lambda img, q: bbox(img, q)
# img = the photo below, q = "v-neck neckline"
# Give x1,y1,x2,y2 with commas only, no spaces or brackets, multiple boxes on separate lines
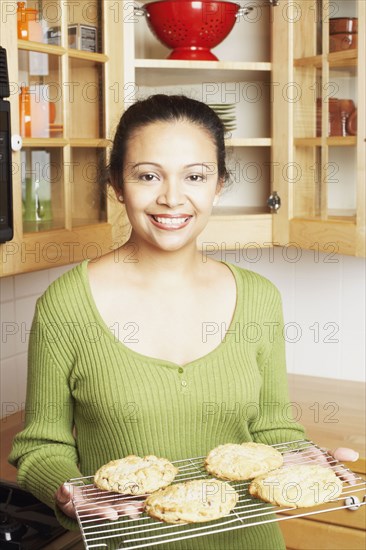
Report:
80,258,242,369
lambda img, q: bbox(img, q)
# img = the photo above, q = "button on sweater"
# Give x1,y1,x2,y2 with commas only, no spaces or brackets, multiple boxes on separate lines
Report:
9,259,306,549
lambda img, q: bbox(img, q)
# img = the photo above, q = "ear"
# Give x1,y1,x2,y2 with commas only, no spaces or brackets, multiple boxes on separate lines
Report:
112,186,123,203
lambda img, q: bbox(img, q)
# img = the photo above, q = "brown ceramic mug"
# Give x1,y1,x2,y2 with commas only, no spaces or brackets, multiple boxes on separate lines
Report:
346,109,357,136
316,98,356,136
329,33,358,52
329,18,358,34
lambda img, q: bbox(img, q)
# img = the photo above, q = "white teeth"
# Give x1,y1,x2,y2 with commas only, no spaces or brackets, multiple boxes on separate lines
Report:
153,216,189,225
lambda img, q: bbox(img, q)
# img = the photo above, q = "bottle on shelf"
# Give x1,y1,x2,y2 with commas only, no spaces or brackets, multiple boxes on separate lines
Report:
17,1,42,41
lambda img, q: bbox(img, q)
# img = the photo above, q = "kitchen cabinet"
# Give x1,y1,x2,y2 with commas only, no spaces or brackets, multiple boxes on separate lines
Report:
127,1,277,251
273,0,365,256
1,0,365,278
121,0,366,257
0,0,129,277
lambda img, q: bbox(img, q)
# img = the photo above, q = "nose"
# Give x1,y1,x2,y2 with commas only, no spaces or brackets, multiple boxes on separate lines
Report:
156,177,187,208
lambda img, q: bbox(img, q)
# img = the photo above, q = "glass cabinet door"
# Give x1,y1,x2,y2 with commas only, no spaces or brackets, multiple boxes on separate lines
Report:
16,0,107,234
70,147,107,227
0,0,126,275
20,147,65,232
290,0,364,255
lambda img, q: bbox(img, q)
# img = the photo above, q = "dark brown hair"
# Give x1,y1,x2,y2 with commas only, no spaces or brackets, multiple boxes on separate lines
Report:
108,94,230,193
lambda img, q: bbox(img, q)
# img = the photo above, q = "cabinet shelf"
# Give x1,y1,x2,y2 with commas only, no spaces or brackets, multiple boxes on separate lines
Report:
21,220,112,238
328,49,358,67
22,138,68,147
294,137,357,147
294,213,356,222
294,50,357,69
67,50,108,63
294,54,323,68
135,59,271,85
22,139,111,148
18,39,66,56
328,211,357,220
135,59,271,71
327,137,357,146
69,139,110,148
212,206,271,217
17,41,109,63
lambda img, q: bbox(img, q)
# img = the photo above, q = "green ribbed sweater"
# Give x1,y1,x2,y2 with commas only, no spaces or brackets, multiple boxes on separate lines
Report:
9,259,306,549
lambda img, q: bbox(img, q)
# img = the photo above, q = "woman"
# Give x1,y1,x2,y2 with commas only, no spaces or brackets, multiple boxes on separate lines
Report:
9,95,358,549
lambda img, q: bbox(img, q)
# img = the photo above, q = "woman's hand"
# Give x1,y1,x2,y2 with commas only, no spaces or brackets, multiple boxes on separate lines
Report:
55,483,145,521
283,446,359,485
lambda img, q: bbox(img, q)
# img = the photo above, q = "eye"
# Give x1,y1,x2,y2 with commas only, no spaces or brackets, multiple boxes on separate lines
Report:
139,173,159,182
187,174,205,182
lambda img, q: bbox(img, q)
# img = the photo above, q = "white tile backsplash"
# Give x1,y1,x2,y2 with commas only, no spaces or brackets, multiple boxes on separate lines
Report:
340,254,366,329
0,356,22,417
219,248,365,383
14,269,50,299
0,251,365,417
0,300,16,360
48,263,77,284
16,352,28,407
14,295,40,355
0,276,14,303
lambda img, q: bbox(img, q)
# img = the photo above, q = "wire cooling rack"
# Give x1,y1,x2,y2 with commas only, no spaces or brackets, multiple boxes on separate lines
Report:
68,439,366,549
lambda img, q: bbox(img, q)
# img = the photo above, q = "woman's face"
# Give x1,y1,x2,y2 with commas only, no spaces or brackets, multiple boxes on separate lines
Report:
121,120,223,252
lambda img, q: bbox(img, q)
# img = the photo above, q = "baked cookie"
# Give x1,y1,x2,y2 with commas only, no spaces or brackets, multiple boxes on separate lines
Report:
144,479,239,524
204,442,283,481
249,464,343,508
94,455,178,495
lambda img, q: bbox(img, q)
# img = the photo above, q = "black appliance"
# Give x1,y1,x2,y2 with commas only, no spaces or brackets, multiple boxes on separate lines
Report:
0,479,68,549
0,46,14,243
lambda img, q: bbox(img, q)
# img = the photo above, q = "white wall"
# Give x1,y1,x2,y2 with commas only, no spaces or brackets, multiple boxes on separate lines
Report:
1,248,365,418
0,264,76,419
210,247,365,382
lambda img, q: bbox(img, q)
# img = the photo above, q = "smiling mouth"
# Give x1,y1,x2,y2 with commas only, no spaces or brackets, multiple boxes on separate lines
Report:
148,214,193,230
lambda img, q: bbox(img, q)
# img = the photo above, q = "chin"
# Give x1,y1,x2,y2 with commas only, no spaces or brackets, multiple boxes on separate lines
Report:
148,232,199,252
152,239,195,252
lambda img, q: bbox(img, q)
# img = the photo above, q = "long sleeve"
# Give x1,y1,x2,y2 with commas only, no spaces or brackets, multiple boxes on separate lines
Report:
8,299,82,530
249,289,307,447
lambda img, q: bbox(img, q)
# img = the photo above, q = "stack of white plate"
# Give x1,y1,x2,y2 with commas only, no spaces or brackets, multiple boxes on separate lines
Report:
208,103,236,132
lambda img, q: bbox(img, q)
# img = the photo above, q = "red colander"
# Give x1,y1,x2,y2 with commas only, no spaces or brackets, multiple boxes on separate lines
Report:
135,1,247,61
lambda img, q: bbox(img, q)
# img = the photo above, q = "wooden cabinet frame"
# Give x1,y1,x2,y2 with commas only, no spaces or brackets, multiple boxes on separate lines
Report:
1,0,364,277
0,0,129,277
273,0,365,257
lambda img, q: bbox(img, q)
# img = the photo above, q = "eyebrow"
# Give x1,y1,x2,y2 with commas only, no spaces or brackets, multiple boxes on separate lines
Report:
131,162,213,169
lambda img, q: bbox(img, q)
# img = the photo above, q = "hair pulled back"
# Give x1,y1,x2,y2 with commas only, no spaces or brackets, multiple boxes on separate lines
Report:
108,94,230,193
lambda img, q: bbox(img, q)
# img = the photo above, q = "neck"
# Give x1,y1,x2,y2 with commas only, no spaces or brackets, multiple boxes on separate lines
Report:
118,234,207,284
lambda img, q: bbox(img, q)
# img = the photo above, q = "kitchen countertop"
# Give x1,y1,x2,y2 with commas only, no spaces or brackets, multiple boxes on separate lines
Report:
1,374,365,483
286,374,365,457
